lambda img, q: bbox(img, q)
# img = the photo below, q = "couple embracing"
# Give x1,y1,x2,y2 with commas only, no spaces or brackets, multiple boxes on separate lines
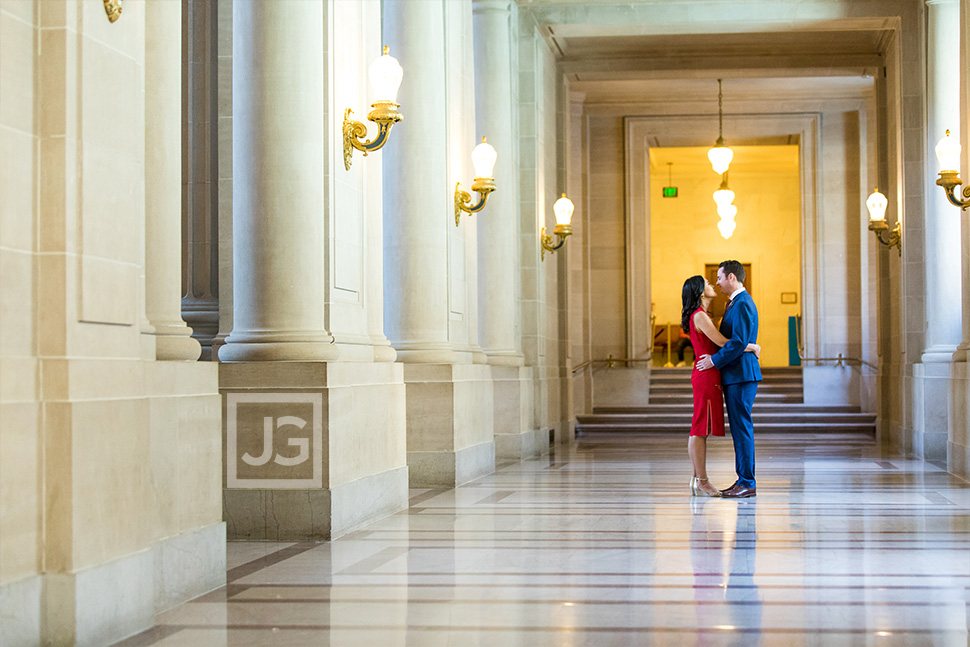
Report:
681,260,761,499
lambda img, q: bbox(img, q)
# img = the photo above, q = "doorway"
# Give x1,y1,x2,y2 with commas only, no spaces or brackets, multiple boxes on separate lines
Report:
705,263,752,323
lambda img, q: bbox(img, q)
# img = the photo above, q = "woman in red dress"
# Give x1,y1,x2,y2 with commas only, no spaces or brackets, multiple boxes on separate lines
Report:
681,275,760,497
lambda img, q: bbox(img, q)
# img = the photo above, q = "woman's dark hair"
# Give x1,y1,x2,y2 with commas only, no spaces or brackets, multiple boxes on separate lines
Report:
681,275,706,333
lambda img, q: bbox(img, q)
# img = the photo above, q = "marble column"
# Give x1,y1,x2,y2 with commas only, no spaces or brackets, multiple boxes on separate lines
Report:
145,0,202,361
956,0,970,364
949,0,970,478
382,0,457,365
473,0,523,367
219,0,337,362
382,0,496,485
472,0,539,459
182,0,220,361
923,0,963,363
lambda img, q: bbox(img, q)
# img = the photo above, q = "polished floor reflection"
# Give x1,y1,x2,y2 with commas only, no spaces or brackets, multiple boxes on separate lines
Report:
119,433,970,646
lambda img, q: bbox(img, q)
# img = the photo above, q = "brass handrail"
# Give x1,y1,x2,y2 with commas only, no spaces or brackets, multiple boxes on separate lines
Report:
570,355,652,373
794,315,878,370
797,351,878,370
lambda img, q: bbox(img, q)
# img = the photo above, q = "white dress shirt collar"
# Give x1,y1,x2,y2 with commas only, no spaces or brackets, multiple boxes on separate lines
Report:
729,286,746,302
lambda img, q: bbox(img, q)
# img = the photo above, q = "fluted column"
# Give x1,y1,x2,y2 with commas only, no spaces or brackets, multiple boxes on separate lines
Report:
382,0,457,364
957,0,970,362
182,0,220,360
219,0,337,362
145,0,202,361
923,0,963,363
473,0,523,366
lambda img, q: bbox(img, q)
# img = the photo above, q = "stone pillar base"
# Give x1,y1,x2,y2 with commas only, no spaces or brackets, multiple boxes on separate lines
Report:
223,466,408,540
948,361,969,478
219,361,408,541
403,363,495,487
21,523,225,647
407,442,495,487
913,362,951,461
492,366,538,459
149,322,202,361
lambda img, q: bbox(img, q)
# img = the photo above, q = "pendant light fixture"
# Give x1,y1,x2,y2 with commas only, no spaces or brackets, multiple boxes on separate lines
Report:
713,173,737,239
708,79,734,175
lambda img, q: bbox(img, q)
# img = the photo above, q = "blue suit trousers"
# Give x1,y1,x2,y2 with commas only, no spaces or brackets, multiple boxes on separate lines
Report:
724,381,758,488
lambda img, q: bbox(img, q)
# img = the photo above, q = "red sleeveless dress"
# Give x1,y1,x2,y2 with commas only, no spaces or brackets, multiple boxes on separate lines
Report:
688,307,725,437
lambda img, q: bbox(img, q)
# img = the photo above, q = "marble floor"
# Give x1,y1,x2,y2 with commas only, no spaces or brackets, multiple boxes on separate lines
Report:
118,433,970,646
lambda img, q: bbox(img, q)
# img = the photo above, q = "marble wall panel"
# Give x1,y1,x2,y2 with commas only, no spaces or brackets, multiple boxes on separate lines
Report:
325,363,406,485
0,402,41,586
69,395,152,571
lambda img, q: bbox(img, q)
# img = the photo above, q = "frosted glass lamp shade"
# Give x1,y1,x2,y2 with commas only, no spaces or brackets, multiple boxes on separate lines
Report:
472,138,497,178
717,219,736,239
935,130,961,172
708,145,734,175
713,186,735,208
717,203,737,219
554,194,575,226
866,189,888,223
369,49,404,103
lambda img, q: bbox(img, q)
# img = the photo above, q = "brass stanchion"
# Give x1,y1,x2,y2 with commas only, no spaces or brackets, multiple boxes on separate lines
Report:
663,323,675,367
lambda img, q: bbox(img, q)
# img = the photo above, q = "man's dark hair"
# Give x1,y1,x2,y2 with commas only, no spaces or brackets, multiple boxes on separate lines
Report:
719,260,745,284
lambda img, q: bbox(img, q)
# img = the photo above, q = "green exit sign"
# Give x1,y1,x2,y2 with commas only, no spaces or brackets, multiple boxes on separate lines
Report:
662,187,678,198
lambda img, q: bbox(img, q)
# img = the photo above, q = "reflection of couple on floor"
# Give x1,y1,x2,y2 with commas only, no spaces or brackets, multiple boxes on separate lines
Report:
690,496,762,646
682,260,762,498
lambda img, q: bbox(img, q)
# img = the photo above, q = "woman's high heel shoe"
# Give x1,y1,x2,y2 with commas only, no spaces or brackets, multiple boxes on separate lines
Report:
690,476,698,496
695,477,722,498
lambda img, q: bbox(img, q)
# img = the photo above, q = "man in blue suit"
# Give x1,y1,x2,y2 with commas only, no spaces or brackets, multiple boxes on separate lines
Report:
696,260,761,498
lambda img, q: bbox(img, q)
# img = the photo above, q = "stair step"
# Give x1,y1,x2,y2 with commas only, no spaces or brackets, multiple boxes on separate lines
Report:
578,414,875,424
649,367,803,374
649,395,804,403
650,385,803,392
594,404,862,414
575,423,876,434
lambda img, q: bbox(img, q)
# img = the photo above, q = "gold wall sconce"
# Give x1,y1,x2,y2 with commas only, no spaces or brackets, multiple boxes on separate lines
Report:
343,46,404,171
455,138,497,226
866,188,901,256
540,194,575,260
935,130,969,210
103,0,123,22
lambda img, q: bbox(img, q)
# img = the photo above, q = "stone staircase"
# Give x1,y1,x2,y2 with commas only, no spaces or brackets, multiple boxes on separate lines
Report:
576,367,876,435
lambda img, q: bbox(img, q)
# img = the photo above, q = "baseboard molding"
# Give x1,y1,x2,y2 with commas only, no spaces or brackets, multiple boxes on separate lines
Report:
225,466,409,541
45,549,155,647
495,429,538,459
0,524,227,647
153,523,226,614
330,466,409,539
409,440,496,487
0,573,42,647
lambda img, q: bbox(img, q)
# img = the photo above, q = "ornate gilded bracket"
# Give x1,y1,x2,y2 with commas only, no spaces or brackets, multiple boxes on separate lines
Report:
104,0,123,23
868,219,901,257
936,171,970,211
454,178,496,226
540,224,572,260
342,102,402,171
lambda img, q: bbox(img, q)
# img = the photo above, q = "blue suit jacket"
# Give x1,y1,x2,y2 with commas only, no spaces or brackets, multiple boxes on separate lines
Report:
711,290,762,385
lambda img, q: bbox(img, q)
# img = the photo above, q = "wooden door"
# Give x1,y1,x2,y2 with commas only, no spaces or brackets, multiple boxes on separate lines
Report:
704,263,752,324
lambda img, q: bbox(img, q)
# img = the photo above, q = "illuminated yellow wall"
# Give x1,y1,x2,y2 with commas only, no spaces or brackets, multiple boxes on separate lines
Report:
650,146,801,367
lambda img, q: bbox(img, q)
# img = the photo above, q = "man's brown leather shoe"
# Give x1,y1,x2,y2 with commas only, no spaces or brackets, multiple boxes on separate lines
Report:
721,484,756,498
719,481,739,494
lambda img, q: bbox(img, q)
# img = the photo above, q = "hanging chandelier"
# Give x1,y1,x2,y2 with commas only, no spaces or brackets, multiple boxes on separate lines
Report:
713,173,737,239
708,79,734,175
